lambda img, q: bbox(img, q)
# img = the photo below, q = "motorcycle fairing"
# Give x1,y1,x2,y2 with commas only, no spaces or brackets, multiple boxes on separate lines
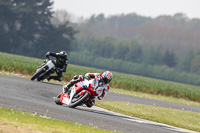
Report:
60,79,96,105
60,93,69,104
45,60,55,69
79,79,97,96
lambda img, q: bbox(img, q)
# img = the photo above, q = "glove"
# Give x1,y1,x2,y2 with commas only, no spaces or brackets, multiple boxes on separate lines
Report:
97,95,103,100
73,75,79,79
99,81,103,86
46,52,50,56
79,75,84,81
46,52,52,60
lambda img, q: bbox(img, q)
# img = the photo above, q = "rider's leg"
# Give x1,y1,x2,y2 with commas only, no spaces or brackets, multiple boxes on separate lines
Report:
63,75,84,93
48,71,63,82
63,81,74,93
63,79,80,93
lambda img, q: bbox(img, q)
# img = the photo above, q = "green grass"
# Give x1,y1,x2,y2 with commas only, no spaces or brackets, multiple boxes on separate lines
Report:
0,52,200,102
110,88,200,107
0,107,116,133
96,100,200,132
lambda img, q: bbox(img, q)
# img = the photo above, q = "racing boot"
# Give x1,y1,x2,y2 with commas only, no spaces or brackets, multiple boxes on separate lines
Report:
47,77,52,81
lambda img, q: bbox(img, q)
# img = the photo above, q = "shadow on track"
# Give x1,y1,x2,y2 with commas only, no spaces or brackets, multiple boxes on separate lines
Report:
31,80,63,87
71,105,134,120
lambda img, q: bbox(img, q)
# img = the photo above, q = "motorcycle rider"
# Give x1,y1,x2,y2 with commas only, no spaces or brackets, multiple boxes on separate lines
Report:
63,71,113,107
45,51,68,82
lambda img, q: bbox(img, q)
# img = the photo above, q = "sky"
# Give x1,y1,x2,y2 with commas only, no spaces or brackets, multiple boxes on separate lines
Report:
52,0,200,20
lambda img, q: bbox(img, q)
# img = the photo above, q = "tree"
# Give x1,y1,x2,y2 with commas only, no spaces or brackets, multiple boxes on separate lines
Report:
162,50,177,67
125,40,143,63
112,42,129,60
36,22,76,57
0,0,76,57
177,49,194,72
190,55,200,73
0,0,20,52
51,10,71,26
89,14,105,24
143,46,163,65
0,0,53,55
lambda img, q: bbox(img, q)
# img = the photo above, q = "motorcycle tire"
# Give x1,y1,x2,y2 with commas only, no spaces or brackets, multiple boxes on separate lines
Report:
55,94,62,105
37,75,44,81
31,69,45,81
68,92,90,108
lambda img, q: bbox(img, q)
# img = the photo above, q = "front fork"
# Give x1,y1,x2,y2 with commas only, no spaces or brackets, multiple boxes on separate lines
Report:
67,87,76,105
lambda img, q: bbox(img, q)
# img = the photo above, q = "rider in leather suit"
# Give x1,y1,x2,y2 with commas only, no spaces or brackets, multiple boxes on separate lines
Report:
63,71,113,107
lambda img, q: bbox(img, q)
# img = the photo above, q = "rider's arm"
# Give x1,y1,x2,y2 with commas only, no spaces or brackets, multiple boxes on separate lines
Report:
85,73,102,79
46,51,57,59
98,85,109,100
71,75,84,83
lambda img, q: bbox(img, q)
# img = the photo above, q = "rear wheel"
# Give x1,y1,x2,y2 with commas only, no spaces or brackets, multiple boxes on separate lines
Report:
31,69,45,81
68,92,90,108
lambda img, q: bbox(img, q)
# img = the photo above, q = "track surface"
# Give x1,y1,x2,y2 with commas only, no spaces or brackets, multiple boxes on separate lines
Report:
0,75,198,133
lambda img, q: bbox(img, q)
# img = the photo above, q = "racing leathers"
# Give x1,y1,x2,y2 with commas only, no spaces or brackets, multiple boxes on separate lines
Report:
46,51,68,82
63,73,110,107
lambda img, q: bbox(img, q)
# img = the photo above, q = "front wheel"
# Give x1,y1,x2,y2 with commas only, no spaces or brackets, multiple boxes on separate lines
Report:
31,69,45,81
55,94,62,105
68,92,90,108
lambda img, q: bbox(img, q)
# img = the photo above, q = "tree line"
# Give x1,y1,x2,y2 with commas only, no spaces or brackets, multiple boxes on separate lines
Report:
68,13,200,85
71,13,200,75
76,13,200,56
0,0,76,58
72,37,177,67
69,37,200,86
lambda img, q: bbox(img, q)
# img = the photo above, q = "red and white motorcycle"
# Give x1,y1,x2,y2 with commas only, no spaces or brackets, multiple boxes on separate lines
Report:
55,78,104,108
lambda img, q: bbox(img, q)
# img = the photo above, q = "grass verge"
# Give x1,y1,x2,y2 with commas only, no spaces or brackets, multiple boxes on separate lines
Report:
96,100,200,132
0,107,116,133
110,88,200,107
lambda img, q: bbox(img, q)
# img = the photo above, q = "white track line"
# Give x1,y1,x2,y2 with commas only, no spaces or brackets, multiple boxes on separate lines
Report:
92,106,196,133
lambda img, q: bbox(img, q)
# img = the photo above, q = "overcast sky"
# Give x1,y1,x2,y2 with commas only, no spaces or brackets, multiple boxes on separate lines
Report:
52,0,200,20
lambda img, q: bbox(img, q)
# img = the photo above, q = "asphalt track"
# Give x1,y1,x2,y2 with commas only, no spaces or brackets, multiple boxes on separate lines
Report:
0,74,198,133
